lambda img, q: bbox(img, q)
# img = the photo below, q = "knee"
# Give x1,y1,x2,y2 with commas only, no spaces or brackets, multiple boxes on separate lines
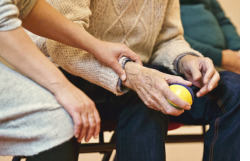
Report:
219,71,240,89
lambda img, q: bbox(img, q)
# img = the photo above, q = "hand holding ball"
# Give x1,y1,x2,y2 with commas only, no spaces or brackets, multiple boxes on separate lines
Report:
167,84,194,110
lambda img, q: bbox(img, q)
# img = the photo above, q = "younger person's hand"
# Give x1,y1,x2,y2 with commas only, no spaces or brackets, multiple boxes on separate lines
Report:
52,81,101,143
93,41,142,81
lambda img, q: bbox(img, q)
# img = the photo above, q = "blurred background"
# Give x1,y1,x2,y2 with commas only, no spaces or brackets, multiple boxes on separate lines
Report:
0,0,239,161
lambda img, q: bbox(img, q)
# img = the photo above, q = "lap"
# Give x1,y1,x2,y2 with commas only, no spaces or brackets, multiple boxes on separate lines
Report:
0,63,74,156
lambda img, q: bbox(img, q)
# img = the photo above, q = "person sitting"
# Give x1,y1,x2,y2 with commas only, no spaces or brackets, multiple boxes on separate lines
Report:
30,0,240,161
0,0,140,160
180,0,240,74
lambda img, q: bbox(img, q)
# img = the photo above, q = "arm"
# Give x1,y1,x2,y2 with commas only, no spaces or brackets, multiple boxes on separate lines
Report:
0,27,100,143
0,0,100,142
150,0,203,74
25,0,141,87
151,0,219,97
184,19,240,73
28,0,139,95
210,0,240,50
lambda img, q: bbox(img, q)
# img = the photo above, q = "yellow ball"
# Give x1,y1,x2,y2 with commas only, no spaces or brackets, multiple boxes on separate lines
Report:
167,84,194,110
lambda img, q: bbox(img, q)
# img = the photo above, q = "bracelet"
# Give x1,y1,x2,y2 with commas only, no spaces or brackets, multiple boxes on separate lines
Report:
116,57,133,93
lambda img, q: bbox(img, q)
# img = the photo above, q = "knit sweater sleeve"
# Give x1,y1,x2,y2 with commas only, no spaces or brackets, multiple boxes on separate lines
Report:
210,0,240,51
0,0,37,31
31,0,122,95
0,0,21,31
150,0,203,74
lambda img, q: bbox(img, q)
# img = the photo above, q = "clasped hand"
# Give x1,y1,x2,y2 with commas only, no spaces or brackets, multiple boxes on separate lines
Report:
123,55,220,116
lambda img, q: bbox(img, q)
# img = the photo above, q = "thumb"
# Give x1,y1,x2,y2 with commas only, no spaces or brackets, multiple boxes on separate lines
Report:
111,61,126,81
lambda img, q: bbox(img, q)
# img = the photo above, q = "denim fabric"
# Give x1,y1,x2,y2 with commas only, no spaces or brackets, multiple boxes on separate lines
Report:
170,71,240,161
26,137,80,161
61,67,239,161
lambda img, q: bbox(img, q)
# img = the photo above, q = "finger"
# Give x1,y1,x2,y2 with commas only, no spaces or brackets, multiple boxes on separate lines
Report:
122,49,142,65
162,85,191,110
93,109,101,139
72,113,83,140
158,96,185,116
111,60,126,81
137,86,162,111
146,96,163,111
207,71,220,91
202,60,215,84
165,75,192,86
85,113,96,142
196,84,209,97
165,104,185,116
134,86,151,108
197,72,219,97
189,64,203,81
79,114,89,142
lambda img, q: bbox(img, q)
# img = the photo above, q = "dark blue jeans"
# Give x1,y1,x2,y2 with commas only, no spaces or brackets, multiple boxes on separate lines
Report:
61,66,239,161
170,71,240,161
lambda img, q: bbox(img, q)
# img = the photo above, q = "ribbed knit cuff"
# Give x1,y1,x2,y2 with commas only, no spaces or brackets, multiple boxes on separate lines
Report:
116,57,132,93
173,53,200,74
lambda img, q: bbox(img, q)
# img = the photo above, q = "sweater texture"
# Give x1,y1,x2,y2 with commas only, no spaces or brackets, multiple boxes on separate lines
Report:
30,0,203,95
0,0,74,156
0,0,37,31
180,0,240,66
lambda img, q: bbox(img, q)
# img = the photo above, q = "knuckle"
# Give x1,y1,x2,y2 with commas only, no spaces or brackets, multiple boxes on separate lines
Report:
146,98,154,106
158,84,167,91
84,121,89,128
89,122,96,128
96,117,101,124
169,95,177,102
75,120,83,127
205,57,212,63
120,44,128,50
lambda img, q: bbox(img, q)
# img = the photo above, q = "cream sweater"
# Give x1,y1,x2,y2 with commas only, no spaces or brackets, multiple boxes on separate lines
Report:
0,0,37,31
0,0,74,156
30,0,203,95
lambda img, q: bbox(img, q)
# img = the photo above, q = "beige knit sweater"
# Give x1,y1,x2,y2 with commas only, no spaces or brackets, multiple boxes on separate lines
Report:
30,0,203,95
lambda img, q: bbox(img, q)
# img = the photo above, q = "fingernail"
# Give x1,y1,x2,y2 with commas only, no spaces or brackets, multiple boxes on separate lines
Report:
209,85,213,91
186,105,191,110
121,74,126,81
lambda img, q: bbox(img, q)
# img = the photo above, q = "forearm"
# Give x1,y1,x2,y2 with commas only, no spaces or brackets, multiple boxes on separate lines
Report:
151,0,202,73
45,39,122,95
151,36,203,74
22,0,101,55
0,27,72,94
210,0,240,50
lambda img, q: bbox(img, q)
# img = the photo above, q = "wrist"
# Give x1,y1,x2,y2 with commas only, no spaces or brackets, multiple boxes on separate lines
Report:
116,57,133,93
46,75,73,96
122,62,143,89
175,54,199,74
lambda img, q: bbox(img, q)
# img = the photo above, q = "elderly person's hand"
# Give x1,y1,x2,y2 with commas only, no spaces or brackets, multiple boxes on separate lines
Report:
122,62,192,116
178,55,220,97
